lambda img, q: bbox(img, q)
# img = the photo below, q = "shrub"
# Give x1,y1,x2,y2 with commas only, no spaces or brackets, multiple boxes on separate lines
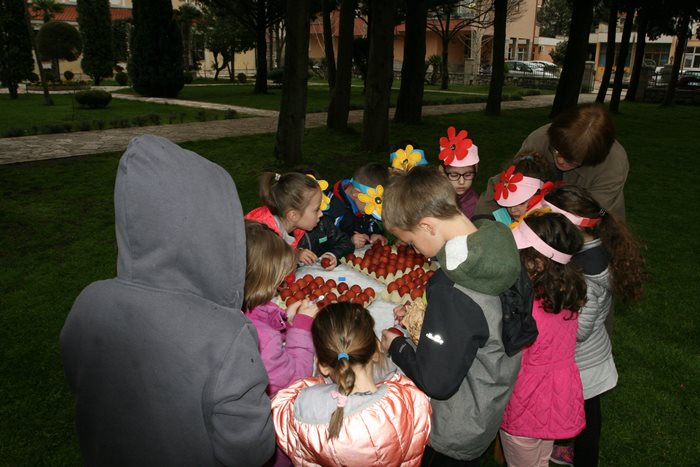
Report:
109,119,130,129
64,70,74,81
147,113,161,125
2,128,26,138
237,73,247,84
195,110,207,122
183,71,194,84
75,90,112,109
93,120,105,130
28,72,39,83
76,121,92,131
44,71,56,83
269,68,284,84
115,71,129,86
223,109,238,119
132,115,149,126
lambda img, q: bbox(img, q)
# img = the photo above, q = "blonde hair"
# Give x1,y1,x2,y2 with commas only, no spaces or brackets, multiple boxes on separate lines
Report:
259,171,320,217
243,220,296,310
382,165,462,231
311,303,378,439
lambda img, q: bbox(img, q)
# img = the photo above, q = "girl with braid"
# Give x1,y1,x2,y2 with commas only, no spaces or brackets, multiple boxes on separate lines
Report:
271,303,431,466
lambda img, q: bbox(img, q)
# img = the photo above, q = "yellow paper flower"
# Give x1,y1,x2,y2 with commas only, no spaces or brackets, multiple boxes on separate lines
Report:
391,145,423,171
357,185,383,218
307,174,331,210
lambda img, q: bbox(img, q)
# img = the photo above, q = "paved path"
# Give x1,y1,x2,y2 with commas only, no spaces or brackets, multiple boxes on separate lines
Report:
0,93,596,165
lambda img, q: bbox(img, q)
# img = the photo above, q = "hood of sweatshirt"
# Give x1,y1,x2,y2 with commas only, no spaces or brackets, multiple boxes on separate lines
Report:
114,134,245,309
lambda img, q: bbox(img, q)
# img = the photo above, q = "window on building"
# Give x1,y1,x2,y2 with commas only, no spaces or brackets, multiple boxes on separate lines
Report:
643,43,670,67
684,46,700,69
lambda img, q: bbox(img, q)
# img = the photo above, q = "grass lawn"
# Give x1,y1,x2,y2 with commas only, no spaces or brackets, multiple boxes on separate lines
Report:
0,93,230,137
115,82,542,113
1,102,698,466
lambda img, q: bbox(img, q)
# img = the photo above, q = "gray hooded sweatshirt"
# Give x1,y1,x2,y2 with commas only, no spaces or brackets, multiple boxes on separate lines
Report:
60,135,275,466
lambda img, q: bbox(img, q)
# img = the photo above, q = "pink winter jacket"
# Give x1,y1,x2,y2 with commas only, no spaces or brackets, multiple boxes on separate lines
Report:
272,374,432,467
500,298,585,439
246,302,315,396
245,206,306,248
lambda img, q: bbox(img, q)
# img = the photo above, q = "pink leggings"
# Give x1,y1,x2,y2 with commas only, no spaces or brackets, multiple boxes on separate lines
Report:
499,429,554,467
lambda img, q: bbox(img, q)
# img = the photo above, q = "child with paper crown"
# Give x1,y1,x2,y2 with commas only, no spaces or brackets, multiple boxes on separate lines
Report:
272,303,432,467
326,162,389,248
543,185,645,467
286,167,354,270
499,210,587,467
380,165,522,465
438,126,481,219
245,171,329,267
489,151,554,225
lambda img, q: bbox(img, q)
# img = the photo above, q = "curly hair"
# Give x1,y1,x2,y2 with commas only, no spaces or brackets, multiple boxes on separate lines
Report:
506,150,552,180
311,303,378,439
545,184,646,303
519,212,587,317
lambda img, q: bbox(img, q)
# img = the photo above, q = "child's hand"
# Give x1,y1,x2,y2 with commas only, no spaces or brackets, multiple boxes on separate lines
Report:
381,329,400,353
370,234,388,245
297,248,318,265
351,232,370,248
393,304,408,325
285,300,303,324
297,299,320,319
320,253,337,270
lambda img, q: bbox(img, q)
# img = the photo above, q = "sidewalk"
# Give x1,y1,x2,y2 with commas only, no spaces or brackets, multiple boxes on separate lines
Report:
0,93,596,165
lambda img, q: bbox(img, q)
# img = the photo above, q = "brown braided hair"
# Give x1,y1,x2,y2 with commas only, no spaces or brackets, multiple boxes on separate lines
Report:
311,303,378,439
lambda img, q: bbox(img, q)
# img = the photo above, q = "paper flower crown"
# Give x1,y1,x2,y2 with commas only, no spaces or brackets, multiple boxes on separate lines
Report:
494,165,544,207
350,178,383,220
511,211,573,264
307,174,331,211
540,199,602,228
390,145,428,172
439,126,479,167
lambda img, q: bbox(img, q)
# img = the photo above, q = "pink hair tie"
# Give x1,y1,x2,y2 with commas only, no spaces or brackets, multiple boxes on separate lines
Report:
511,219,573,264
330,391,348,408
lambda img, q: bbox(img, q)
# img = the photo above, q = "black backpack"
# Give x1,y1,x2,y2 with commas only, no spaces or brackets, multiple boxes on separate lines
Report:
499,266,538,357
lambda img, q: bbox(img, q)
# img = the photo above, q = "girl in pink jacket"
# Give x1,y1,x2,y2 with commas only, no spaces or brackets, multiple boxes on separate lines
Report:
272,303,432,467
500,211,588,466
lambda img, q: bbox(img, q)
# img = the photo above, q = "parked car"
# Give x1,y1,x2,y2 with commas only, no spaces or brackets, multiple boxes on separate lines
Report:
505,60,558,78
525,60,561,76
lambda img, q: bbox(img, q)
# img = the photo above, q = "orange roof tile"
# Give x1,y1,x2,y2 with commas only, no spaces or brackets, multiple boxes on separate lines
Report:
29,4,131,23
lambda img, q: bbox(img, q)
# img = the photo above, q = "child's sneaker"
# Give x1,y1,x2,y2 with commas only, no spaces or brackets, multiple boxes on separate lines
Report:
550,445,574,466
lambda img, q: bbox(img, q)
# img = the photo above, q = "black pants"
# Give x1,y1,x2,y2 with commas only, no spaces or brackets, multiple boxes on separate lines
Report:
421,445,480,467
574,395,602,467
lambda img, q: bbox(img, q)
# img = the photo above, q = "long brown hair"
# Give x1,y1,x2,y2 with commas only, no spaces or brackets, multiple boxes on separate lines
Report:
519,212,587,317
545,184,646,303
243,220,296,310
258,171,319,217
311,303,378,439
507,150,552,180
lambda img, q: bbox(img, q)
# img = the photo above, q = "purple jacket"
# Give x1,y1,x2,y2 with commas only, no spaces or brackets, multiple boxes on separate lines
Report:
457,188,479,219
246,302,315,396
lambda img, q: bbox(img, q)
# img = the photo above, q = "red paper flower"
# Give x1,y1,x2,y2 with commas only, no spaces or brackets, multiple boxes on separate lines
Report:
527,181,561,209
494,165,523,201
439,126,473,166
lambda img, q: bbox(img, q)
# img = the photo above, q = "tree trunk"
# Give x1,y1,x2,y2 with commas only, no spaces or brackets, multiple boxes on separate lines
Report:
8,84,19,99
361,0,395,152
394,0,428,123
609,1,634,113
550,0,594,118
268,24,274,72
327,0,356,130
440,11,450,90
596,1,617,103
485,0,507,115
662,12,690,107
254,1,268,94
274,0,310,164
322,0,337,89
25,4,53,105
625,6,648,101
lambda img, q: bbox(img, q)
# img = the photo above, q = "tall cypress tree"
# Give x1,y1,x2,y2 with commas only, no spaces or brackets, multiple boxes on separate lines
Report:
129,0,183,97
0,0,35,99
77,0,113,85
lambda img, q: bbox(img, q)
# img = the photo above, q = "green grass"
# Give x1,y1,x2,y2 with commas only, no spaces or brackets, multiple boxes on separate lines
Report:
1,103,698,466
0,93,229,136
114,82,540,113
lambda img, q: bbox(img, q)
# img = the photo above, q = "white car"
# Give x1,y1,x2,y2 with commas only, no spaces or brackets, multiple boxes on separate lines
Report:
505,60,558,78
